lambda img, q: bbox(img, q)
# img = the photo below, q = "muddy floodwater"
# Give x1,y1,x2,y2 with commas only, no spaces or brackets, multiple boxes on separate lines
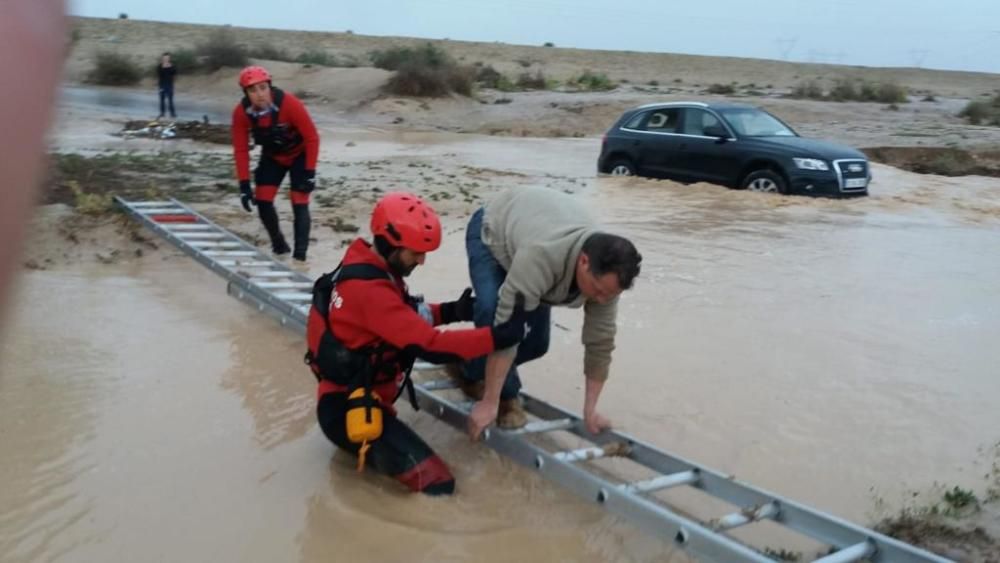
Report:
3,126,1000,561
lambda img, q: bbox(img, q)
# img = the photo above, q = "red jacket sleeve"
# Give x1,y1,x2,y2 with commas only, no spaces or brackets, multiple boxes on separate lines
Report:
230,104,252,182
281,94,320,171
340,279,494,360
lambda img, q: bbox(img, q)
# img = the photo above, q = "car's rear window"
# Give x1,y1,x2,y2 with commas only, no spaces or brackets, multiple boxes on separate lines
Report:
623,112,645,129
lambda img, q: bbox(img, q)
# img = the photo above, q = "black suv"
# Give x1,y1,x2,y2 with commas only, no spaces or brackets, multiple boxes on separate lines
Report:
598,102,871,196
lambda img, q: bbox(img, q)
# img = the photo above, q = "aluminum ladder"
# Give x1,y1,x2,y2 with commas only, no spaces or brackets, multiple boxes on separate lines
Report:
117,197,950,563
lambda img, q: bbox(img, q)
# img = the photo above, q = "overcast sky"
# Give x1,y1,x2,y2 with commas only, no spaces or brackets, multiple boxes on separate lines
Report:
69,0,1000,73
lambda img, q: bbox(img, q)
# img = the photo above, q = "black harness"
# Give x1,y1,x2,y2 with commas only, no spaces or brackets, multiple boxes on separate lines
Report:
241,87,303,155
305,263,419,410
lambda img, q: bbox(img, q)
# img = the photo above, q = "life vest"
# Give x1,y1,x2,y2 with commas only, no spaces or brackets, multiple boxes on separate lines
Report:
304,262,420,409
241,87,303,154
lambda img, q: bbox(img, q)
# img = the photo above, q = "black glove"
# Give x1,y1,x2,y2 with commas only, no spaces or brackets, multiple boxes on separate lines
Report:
239,180,255,212
490,293,529,350
293,169,316,193
439,288,476,324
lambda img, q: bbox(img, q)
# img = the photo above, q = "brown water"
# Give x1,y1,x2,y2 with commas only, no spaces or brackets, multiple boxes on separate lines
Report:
4,130,1000,561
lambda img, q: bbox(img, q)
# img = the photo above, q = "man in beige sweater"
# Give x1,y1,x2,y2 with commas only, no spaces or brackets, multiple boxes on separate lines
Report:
458,186,642,439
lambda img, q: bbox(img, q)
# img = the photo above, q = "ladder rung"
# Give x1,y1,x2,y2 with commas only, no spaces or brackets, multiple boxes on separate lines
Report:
175,233,227,240
813,540,876,563
618,469,701,494
419,379,458,391
710,501,780,531
254,282,312,289
164,224,211,231
508,418,576,435
552,442,631,463
205,251,258,257
139,208,188,214
274,292,312,301
128,201,174,207
248,272,296,278
189,241,243,249
219,260,274,267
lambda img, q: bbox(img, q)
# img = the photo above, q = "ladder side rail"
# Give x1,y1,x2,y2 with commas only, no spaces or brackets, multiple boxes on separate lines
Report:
411,385,772,563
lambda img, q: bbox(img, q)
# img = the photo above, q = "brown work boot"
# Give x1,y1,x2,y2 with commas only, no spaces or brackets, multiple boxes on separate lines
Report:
444,363,484,400
497,397,528,429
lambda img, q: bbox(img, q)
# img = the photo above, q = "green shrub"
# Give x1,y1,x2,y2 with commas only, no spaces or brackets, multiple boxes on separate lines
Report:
384,63,474,97
706,83,735,95
198,30,248,71
960,101,993,125
371,43,449,71
295,50,338,66
791,81,824,99
875,82,908,104
516,71,547,90
828,79,859,101
571,70,615,91
475,65,504,88
168,49,199,73
377,43,474,97
89,51,142,86
249,43,293,62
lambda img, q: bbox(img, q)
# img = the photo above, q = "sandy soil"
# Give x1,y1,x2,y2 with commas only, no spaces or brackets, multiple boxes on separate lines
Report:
67,17,1000,149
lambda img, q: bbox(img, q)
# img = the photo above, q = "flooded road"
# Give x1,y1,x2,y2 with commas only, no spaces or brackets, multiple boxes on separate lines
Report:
6,117,1000,560
0,260,667,562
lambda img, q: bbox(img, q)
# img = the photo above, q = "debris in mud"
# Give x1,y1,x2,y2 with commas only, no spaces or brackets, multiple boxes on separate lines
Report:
863,146,1000,178
44,152,231,214
119,120,231,145
875,513,997,560
324,216,360,233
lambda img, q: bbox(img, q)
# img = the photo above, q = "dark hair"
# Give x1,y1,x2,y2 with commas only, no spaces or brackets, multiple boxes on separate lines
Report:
581,233,641,290
162,52,171,57
373,234,396,258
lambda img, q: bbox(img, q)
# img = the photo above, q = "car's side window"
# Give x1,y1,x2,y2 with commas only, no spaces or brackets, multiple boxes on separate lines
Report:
639,109,680,133
681,109,724,136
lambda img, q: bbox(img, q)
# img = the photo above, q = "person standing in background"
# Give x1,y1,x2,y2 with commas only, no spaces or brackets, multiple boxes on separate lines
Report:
157,52,176,120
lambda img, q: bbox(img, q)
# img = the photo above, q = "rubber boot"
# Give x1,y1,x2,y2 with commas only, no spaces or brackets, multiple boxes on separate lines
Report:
292,204,311,261
497,397,527,429
444,364,484,400
257,201,289,255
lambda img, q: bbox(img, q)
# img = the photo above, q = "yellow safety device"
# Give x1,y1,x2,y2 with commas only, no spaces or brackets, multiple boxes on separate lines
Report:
345,388,382,472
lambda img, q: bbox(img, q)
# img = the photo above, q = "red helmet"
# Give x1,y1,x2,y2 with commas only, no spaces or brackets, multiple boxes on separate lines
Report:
239,66,271,89
370,192,442,253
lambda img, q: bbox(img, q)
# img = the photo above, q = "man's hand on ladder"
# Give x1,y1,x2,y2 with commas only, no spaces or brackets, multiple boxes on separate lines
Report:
584,409,612,435
468,399,498,441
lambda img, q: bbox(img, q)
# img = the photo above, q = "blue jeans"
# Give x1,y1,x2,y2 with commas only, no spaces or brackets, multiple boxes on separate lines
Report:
463,208,550,400
159,85,175,118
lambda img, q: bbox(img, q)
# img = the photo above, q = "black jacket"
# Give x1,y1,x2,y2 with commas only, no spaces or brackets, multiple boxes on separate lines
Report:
157,65,176,89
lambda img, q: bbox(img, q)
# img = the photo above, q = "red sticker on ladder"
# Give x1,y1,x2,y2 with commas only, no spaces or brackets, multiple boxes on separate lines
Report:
150,215,197,223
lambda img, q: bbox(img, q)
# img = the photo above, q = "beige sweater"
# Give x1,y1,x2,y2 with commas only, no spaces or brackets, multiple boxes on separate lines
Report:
481,186,618,381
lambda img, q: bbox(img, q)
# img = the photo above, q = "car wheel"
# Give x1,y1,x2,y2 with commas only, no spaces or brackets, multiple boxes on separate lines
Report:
741,170,787,194
608,159,635,176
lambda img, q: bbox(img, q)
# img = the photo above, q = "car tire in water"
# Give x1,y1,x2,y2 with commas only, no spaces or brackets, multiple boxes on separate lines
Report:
741,169,787,194
608,159,636,177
